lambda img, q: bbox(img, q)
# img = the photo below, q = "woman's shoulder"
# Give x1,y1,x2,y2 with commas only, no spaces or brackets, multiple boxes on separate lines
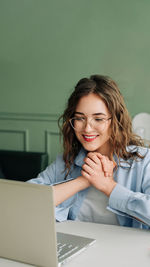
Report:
127,145,150,166
51,153,66,169
127,145,150,156
114,146,150,168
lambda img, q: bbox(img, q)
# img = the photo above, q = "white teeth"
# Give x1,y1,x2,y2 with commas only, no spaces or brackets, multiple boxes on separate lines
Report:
84,135,97,139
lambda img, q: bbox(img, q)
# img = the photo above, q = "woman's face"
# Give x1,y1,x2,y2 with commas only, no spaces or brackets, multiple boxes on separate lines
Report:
74,93,112,156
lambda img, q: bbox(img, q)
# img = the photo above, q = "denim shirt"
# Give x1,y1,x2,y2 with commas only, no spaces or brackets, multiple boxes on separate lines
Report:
28,146,150,229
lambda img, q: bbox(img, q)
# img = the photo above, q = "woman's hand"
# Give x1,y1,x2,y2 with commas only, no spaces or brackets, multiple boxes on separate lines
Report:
94,152,116,177
81,152,117,196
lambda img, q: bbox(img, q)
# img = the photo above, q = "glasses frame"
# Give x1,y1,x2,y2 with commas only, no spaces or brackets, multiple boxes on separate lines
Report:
69,116,112,132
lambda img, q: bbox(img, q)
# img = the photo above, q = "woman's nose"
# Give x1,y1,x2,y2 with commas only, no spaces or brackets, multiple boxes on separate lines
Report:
84,119,93,131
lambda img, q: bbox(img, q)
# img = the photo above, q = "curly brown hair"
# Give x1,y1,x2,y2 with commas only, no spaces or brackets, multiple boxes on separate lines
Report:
58,74,144,173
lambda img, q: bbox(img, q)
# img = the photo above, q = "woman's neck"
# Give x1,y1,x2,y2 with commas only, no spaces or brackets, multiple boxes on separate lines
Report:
95,142,113,159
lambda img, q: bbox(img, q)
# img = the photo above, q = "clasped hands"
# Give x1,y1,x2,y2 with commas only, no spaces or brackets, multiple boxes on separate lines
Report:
81,152,117,197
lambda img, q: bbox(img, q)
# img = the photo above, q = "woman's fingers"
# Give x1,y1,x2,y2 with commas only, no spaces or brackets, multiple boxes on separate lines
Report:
82,152,103,178
83,152,115,179
82,162,93,176
81,169,90,179
92,152,115,177
86,152,101,164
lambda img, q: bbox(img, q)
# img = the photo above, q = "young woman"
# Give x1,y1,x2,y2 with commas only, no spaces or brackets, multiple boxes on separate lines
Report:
28,75,150,229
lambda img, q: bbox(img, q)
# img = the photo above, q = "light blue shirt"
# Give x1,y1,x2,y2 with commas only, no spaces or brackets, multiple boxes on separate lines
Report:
28,146,150,229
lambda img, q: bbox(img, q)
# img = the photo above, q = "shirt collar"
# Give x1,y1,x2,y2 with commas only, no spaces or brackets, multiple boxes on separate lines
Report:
113,145,138,168
113,154,131,168
74,145,137,169
74,147,87,167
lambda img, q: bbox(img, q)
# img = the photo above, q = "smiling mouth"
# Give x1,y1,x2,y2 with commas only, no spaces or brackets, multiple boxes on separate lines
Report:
82,135,98,142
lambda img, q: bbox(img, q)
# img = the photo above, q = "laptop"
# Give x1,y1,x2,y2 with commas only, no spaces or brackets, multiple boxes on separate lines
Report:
0,179,96,267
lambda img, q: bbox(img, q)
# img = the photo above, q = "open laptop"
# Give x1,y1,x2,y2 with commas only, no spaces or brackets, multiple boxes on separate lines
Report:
0,179,95,267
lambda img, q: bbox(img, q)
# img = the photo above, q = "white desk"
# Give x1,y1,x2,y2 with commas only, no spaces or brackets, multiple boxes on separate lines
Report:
0,221,150,267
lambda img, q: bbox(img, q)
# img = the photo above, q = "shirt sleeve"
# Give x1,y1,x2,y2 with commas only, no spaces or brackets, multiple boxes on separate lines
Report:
108,157,150,226
27,160,56,185
27,155,77,186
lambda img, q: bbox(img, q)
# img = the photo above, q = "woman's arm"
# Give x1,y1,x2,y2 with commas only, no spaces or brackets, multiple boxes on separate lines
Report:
82,152,150,226
109,183,150,226
53,176,90,206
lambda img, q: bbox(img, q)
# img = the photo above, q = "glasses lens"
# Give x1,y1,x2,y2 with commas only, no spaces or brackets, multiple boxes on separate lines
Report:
91,118,106,131
70,118,84,131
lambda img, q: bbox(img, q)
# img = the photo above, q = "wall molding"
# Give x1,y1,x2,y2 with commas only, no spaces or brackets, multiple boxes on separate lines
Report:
0,115,61,159
45,130,61,163
45,130,60,153
0,129,29,151
0,112,59,122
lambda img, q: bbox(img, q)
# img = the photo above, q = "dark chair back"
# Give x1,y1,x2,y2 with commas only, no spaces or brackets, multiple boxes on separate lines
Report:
0,150,48,181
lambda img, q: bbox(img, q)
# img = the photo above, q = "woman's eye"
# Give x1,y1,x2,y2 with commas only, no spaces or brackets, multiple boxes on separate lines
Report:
95,118,104,122
75,117,84,121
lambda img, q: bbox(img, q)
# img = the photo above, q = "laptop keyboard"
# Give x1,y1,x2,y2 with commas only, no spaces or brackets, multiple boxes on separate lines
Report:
57,242,79,260
56,232,96,263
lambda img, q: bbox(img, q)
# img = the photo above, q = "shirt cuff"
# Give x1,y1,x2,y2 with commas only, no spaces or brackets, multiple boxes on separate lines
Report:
51,177,76,186
108,183,133,213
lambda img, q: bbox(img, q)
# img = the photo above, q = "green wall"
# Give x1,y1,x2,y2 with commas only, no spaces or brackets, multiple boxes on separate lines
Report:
1,0,150,116
0,0,150,157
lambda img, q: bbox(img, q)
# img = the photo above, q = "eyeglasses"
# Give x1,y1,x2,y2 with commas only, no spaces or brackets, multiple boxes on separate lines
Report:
69,116,111,132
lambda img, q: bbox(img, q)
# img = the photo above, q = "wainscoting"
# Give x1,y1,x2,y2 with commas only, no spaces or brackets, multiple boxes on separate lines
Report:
0,112,62,164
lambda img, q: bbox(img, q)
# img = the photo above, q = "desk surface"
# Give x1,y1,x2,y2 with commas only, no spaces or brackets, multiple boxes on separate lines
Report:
0,221,150,267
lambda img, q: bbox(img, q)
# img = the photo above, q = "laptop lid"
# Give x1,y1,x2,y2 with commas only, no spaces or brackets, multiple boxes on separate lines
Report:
0,179,58,267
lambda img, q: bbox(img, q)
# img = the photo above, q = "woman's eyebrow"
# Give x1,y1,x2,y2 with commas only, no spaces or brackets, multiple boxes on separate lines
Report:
74,112,84,115
93,113,107,116
74,112,107,116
